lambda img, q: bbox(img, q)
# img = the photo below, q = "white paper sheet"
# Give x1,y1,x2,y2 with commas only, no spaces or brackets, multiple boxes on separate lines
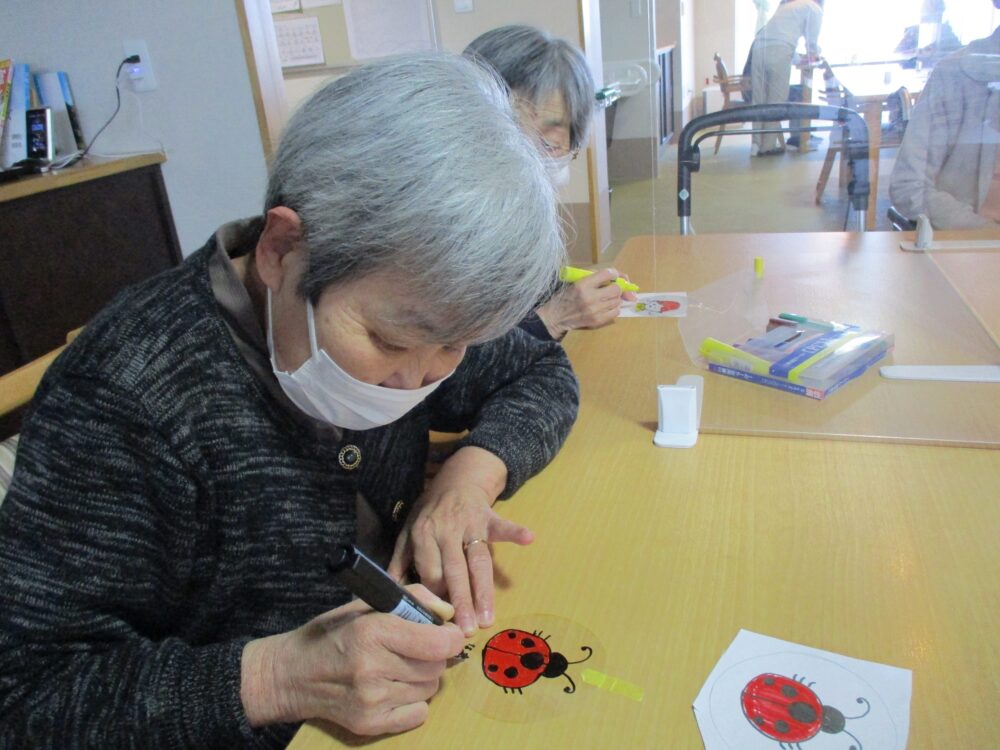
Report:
693,630,912,750
343,0,436,60
274,16,325,68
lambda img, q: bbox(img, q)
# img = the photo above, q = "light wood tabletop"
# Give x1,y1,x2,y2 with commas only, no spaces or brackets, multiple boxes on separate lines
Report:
290,232,1000,750
610,233,1000,447
920,229,1000,349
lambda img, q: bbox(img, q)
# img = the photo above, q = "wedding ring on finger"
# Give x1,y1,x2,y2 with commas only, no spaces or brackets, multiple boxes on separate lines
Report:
462,538,488,554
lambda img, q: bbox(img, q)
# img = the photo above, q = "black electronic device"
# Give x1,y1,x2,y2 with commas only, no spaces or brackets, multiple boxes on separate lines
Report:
0,159,46,184
26,107,54,163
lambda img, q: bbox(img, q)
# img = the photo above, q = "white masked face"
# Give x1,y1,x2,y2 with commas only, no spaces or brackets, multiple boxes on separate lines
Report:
517,91,579,189
266,273,466,429
545,153,574,187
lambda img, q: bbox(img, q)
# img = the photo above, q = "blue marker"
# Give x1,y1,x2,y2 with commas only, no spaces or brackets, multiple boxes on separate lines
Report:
327,544,442,626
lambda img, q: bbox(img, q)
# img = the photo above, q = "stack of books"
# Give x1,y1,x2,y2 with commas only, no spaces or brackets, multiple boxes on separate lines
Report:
1,58,86,169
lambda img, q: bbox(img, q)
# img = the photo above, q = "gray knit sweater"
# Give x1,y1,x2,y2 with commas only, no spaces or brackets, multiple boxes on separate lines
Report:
0,232,578,748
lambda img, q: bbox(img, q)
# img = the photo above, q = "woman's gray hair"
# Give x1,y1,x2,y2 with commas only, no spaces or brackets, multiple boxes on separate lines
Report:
463,25,595,151
265,53,563,344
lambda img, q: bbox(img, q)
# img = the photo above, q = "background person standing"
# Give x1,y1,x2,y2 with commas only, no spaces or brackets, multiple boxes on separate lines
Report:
750,0,825,156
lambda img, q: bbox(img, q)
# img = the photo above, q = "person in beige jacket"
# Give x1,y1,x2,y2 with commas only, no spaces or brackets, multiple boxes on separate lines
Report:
890,16,1000,229
749,0,824,155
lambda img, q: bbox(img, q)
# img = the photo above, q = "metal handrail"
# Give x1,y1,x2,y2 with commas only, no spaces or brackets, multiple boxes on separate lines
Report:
677,103,870,234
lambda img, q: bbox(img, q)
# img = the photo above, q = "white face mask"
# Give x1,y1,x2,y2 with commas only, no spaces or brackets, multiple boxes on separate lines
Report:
267,290,451,430
545,153,573,188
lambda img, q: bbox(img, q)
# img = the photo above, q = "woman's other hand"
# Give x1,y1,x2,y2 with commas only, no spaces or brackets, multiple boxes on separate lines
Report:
388,446,533,637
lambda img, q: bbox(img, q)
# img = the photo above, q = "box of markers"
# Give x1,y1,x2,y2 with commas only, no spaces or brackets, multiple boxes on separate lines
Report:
698,314,894,399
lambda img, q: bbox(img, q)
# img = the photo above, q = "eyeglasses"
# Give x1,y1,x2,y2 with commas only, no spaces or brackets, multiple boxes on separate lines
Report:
540,137,580,161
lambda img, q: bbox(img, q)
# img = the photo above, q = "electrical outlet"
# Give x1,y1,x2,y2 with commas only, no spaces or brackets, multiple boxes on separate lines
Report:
122,39,158,92
453,0,473,11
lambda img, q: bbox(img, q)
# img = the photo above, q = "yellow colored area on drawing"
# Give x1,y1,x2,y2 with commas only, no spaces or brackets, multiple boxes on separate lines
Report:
581,668,645,702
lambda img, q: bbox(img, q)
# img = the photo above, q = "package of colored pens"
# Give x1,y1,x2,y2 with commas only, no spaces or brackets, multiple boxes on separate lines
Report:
698,313,894,399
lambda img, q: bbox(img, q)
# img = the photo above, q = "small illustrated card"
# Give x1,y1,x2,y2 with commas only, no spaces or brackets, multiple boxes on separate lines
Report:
693,630,912,750
619,292,688,318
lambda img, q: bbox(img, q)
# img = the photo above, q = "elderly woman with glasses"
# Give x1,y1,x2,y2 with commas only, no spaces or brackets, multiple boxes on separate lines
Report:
465,25,636,342
0,54,577,746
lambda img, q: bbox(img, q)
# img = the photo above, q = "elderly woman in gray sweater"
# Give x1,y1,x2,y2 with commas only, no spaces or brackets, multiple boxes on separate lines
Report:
0,53,578,747
464,25,637,340
890,17,1000,229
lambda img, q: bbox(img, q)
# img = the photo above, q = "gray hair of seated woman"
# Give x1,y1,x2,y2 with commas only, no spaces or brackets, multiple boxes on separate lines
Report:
265,52,563,345
463,25,595,152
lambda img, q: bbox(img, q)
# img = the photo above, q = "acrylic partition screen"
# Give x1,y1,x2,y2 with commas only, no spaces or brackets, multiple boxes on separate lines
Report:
623,0,1000,238
587,0,1000,448
630,231,1000,448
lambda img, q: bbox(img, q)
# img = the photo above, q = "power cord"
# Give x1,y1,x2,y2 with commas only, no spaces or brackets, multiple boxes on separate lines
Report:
51,55,140,169
83,54,140,159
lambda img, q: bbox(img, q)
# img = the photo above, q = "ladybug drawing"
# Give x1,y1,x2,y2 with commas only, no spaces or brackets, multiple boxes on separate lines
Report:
741,673,871,750
481,628,592,694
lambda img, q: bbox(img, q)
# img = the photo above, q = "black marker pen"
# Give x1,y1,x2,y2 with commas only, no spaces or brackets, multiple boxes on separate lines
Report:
327,543,443,626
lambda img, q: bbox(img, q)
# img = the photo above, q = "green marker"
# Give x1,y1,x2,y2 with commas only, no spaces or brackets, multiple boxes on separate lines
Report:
777,312,835,331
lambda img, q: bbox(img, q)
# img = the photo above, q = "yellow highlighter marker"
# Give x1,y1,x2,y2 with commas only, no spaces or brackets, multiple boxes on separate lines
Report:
581,668,645,702
560,265,640,292
699,337,772,376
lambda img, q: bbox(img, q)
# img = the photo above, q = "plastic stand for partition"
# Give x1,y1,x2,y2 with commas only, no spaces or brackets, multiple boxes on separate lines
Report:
880,365,1000,382
654,375,704,448
900,214,1000,252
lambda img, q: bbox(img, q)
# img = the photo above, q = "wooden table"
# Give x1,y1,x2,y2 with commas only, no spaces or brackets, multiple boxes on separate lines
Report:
825,64,929,229
291,233,1000,749
920,231,1000,348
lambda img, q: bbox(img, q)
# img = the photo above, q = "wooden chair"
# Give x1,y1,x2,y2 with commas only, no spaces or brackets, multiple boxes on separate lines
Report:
815,61,913,204
0,328,82,505
0,329,82,420
712,52,785,155
712,53,749,155
887,205,917,231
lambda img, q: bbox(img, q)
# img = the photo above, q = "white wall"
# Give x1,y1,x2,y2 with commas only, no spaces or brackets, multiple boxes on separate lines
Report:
432,0,591,205
680,0,696,120
0,0,268,255
433,0,578,45
735,0,760,76
656,0,696,124
693,0,737,110
277,2,590,204
599,0,656,142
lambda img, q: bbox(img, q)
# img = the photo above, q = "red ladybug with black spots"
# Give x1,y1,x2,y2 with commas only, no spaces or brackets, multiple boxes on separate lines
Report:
481,628,592,694
741,673,871,749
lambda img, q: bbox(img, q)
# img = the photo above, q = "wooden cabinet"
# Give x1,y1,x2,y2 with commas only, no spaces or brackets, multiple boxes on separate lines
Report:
0,154,181,435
